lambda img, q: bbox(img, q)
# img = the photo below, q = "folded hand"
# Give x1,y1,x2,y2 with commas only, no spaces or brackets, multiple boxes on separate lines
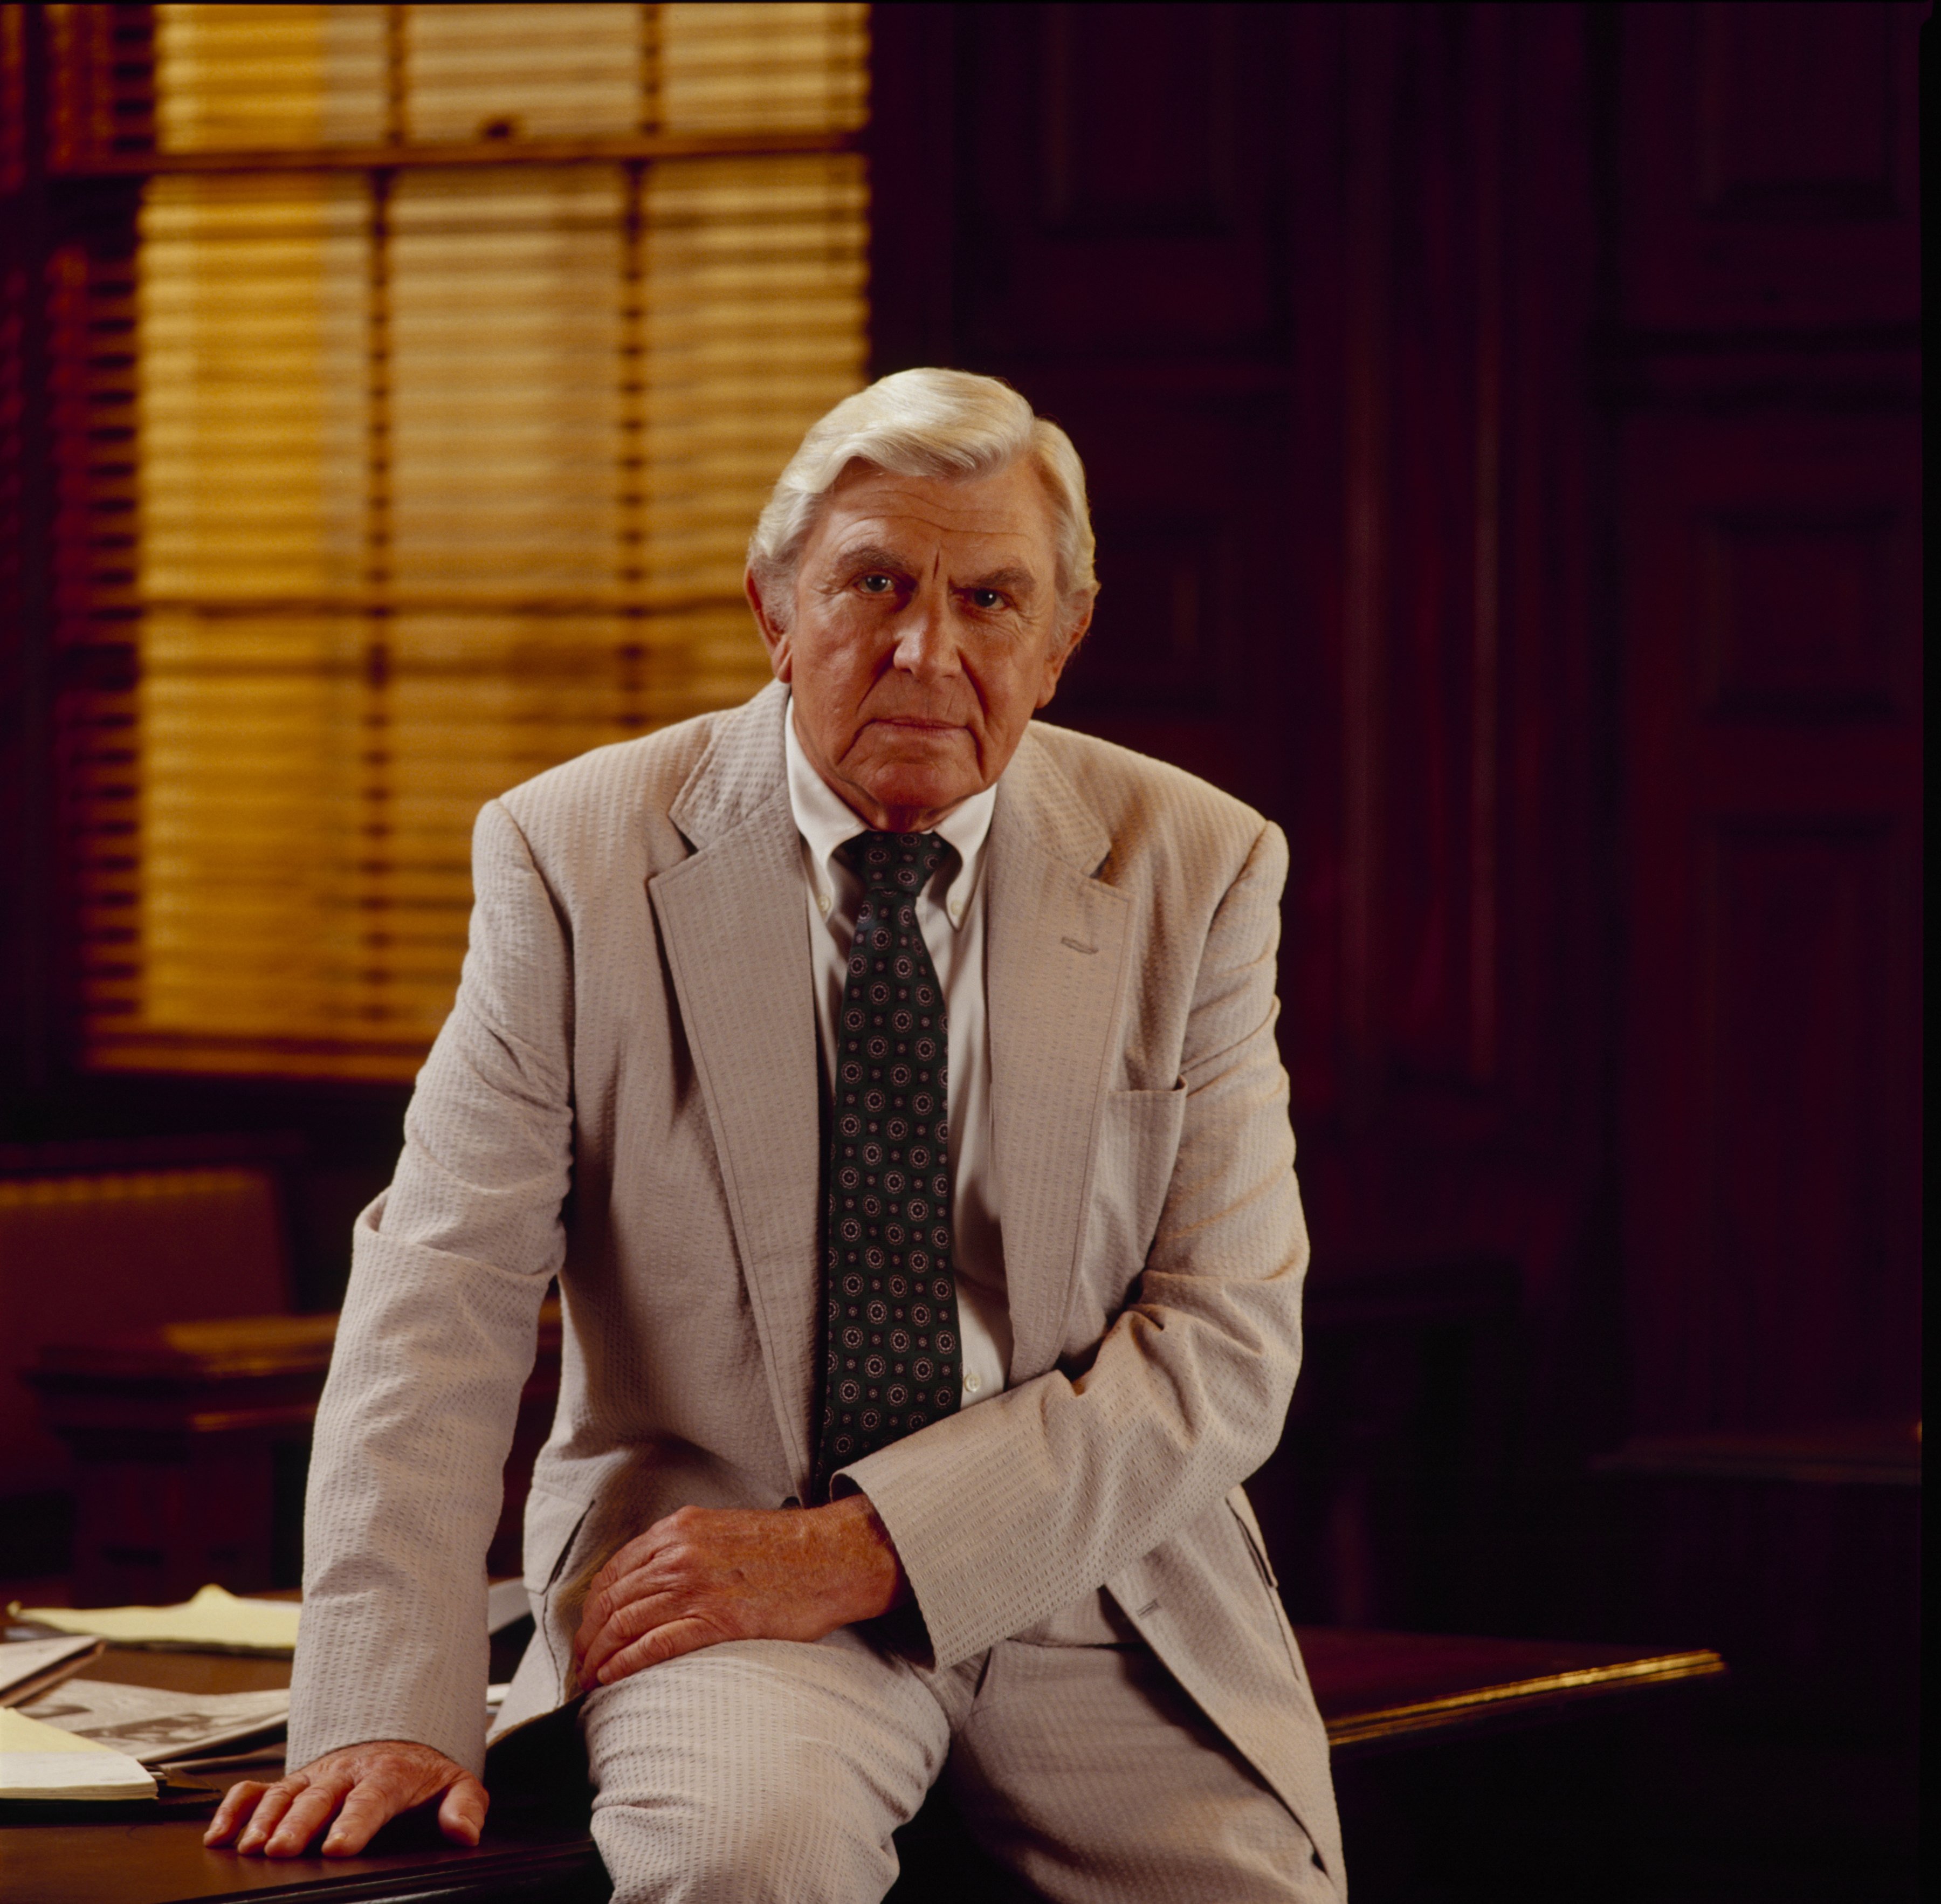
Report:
573,1493,907,1688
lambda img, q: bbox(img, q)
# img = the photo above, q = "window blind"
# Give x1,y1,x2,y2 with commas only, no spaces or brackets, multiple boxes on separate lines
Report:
55,4,869,1080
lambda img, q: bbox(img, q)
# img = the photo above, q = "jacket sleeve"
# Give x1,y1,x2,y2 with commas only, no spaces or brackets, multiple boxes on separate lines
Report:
839,820,1307,1668
285,798,574,1775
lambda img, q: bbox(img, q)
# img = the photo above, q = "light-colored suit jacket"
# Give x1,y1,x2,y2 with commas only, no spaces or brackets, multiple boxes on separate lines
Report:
289,679,1340,1875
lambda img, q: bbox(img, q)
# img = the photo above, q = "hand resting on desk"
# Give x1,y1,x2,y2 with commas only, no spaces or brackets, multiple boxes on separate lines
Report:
204,1738,486,1859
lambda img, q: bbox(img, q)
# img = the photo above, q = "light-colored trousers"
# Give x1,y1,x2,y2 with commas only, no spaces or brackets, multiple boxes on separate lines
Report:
579,1595,1340,1904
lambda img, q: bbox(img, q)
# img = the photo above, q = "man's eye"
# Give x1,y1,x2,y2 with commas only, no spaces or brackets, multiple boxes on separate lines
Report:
969,588,1005,610
857,573,895,595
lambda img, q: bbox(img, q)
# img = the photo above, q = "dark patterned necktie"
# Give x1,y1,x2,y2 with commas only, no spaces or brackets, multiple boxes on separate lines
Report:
815,830,961,1497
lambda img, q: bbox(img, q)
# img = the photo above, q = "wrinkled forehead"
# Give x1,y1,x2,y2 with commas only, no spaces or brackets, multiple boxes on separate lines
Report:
811,459,1060,570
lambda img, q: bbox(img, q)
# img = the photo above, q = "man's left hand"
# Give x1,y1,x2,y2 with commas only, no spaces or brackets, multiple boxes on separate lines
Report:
573,1493,909,1688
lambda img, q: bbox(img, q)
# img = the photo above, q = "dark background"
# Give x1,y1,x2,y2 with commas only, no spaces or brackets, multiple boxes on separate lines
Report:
867,4,1922,1812
1,6,1923,1899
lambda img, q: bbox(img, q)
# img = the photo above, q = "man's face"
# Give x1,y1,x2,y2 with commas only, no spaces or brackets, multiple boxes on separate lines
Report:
748,459,1091,831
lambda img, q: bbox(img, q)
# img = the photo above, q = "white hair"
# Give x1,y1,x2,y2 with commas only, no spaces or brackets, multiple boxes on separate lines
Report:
747,368,1097,631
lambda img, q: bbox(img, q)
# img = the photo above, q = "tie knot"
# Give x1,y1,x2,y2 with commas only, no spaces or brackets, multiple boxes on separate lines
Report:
839,829,950,897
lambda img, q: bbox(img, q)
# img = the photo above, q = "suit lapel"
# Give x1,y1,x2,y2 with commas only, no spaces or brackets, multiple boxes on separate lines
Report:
652,685,821,1493
649,698,1129,1469
985,730,1129,1381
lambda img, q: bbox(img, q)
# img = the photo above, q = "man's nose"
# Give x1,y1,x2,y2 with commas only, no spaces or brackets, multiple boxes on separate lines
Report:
890,579,962,678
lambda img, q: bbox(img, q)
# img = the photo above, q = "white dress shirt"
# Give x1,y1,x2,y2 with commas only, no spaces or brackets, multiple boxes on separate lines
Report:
784,700,1011,1409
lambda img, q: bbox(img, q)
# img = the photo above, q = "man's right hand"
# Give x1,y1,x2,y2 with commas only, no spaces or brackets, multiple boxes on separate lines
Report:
203,1738,486,1859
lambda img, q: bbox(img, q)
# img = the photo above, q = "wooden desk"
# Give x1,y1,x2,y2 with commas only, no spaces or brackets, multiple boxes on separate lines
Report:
2,1630,1722,1903
1302,1626,1723,1756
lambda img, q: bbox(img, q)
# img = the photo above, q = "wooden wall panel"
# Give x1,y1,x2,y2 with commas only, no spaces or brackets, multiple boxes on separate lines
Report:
1598,20,1922,1832
1291,3,1599,1332
1618,413,1922,1437
1701,512,1906,720
1036,387,1295,815
1618,2,1922,331
956,3,1284,356
1705,823,1913,1426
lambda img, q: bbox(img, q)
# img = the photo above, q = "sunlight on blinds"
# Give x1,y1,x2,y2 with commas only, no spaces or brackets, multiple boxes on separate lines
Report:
153,7,390,149
80,5,869,1078
659,5,871,133
150,4,870,148
403,6,645,142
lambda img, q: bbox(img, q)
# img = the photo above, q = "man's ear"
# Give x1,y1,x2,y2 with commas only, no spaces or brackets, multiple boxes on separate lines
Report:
1036,587,1097,708
746,568,793,682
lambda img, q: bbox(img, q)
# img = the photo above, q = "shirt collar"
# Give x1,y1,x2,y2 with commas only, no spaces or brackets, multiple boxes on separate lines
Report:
784,698,994,928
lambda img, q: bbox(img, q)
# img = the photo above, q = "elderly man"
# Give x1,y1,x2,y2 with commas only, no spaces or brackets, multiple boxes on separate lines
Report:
207,370,1344,1901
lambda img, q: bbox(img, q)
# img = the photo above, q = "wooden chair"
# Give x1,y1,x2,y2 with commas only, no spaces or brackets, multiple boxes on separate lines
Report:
1,1165,292,1587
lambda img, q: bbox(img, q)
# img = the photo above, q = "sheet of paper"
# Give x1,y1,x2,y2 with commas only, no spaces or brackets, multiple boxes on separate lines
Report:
0,1704,157,1800
22,1678,290,1767
0,1634,103,1706
8,1584,301,1655
154,1742,287,1776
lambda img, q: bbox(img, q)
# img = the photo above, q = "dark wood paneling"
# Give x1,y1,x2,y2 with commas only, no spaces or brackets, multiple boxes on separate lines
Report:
1061,507,1226,716
956,3,1286,358
1619,1,1922,331
1701,512,1904,720
1288,4,1601,1365
1697,3,1899,216
1705,824,1912,1426
1619,415,1921,1439
1038,386,1294,813
1038,4,1236,235
863,4,958,373
0,2,54,1106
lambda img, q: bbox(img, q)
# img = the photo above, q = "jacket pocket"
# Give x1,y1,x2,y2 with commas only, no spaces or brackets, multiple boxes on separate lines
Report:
1227,1487,1279,1591
522,1479,596,1594
1224,1487,1311,1693
522,1481,595,1696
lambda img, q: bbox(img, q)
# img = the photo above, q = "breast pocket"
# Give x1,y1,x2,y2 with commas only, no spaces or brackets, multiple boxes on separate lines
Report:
522,1480,597,1700
1085,1083,1189,1293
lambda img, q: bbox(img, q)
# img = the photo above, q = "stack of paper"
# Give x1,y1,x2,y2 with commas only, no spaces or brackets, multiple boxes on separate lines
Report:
0,1634,104,1707
0,1704,156,1802
7,1584,301,1656
21,1680,290,1766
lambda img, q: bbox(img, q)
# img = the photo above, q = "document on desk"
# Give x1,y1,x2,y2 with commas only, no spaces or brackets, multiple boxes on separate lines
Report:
0,1634,105,1706
19,1680,290,1767
0,1704,157,1801
6,1583,301,1655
